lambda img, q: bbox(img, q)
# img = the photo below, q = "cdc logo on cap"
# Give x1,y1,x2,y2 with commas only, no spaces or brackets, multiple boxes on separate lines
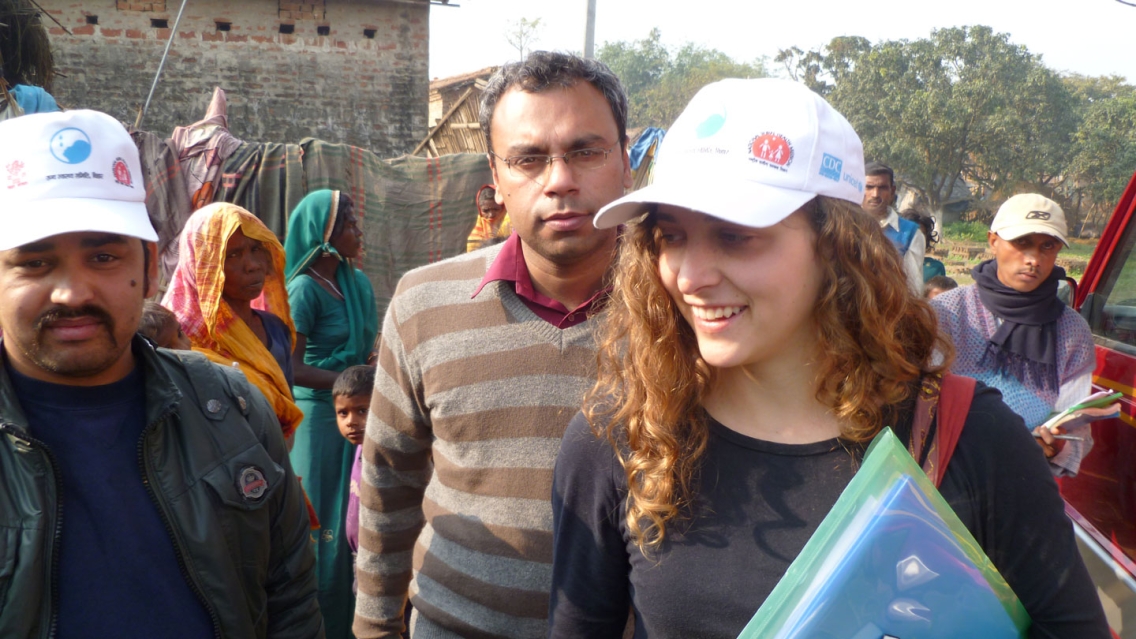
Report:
0,109,157,251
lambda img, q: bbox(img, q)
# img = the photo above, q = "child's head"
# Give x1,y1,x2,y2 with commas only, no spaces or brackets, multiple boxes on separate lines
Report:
139,300,191,350
924,275,958,299
333,365,376,446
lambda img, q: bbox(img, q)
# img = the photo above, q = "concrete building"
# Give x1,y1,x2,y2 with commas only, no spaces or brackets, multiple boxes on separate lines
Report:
40,0,433,156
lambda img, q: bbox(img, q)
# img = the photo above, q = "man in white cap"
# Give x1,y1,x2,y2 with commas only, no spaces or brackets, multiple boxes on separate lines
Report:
0,110,323,638
931,194,1095,476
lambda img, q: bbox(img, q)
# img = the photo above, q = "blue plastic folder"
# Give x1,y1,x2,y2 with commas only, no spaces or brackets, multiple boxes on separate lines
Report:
737,428,1029,639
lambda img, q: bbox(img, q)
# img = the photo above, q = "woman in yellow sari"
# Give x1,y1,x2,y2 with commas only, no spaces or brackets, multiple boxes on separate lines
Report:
162,202,304,440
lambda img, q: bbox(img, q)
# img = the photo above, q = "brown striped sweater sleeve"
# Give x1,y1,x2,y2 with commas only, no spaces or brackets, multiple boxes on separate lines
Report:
353,246,600,639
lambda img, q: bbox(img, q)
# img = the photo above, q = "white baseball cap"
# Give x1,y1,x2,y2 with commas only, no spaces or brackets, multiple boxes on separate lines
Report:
594,78,866,229
990,193,1069,247
0,109,157,251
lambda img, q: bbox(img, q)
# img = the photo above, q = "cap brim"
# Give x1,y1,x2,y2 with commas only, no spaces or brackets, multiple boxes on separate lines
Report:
0,197,157,251
994,223,1069,247
595,179,816,230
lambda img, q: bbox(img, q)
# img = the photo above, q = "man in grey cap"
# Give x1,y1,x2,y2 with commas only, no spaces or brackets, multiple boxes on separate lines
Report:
931,193,1096,476
0,110,323,638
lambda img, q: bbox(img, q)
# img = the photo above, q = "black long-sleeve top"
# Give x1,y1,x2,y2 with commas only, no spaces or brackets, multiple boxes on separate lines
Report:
549,383,1109,638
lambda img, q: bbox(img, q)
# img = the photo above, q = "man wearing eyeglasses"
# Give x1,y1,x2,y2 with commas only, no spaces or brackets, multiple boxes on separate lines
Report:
354,51,632,639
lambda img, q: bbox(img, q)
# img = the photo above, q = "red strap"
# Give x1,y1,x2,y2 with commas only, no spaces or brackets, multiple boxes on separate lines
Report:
932,373,976,487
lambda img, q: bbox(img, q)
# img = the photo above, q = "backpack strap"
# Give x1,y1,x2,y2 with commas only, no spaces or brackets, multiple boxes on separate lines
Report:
909,372,977,487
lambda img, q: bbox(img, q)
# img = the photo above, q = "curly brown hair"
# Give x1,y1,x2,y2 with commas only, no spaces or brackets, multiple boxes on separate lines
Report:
584,196,953,553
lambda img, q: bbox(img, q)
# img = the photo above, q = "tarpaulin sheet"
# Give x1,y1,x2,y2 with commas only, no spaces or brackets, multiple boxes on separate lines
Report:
213,140,490,322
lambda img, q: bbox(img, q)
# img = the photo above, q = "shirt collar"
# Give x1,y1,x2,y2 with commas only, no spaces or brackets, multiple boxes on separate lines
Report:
881,208,900,231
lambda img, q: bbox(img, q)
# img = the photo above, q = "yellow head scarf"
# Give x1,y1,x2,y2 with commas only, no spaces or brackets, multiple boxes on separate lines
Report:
162,202,304,438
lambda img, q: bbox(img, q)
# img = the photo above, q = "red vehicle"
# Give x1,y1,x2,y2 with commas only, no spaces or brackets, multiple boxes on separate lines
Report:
1065,169,1136,638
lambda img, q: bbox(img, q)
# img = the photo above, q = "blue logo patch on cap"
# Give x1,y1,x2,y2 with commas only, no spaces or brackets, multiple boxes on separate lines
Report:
50,128,93,165
695,113,726,139
819,153,842,182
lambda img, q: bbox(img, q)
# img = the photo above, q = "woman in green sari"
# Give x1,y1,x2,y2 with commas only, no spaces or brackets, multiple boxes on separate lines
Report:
285,189,378,639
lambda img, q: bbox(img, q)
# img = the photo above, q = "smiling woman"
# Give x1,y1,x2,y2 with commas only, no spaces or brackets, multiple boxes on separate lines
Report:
547,78,1110,638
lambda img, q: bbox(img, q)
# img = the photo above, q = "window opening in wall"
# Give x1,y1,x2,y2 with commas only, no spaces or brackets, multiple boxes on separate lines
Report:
279,23,295,34
363,28,376,39
216,21,231,32
151,18,169,29
86,15,99,25
317,25,330,36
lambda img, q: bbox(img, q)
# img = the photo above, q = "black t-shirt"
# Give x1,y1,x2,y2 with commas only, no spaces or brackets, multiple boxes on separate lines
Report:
549,383,1109,638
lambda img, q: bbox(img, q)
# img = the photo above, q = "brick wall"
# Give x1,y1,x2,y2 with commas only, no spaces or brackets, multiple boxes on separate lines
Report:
40,0,429,157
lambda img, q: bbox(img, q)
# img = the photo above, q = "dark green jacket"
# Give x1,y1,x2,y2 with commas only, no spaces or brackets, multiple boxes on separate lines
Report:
0,338,324,639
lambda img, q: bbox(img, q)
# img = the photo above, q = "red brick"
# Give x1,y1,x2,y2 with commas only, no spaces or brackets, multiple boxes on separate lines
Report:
178,30,196,38
101,28,123,37
72,25,95,35
125,29,144,38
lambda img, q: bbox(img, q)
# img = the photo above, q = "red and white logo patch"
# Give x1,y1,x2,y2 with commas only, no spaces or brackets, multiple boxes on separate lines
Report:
238,466,269,502
5,160,27,190
112,157,133,187
749,133,794,171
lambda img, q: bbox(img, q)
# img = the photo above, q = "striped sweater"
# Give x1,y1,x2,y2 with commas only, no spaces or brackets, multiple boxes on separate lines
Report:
353,244,601,639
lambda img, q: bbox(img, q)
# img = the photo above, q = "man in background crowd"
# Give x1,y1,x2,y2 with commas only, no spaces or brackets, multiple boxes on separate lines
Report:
863,161,925,294
931,193,1096,477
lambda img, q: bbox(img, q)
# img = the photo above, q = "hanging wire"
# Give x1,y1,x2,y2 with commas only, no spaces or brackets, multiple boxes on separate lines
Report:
136,0,189,130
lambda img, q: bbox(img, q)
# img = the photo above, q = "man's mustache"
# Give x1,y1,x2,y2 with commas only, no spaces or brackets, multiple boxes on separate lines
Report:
35,305,116,334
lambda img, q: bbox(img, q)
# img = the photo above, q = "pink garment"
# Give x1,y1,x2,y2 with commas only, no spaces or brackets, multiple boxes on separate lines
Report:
170,87,244,210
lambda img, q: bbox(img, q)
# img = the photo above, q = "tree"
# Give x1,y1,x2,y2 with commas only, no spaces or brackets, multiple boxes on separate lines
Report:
782,26,1077,216
599,30,767,129
1064,76,1136,231
505,17,542,61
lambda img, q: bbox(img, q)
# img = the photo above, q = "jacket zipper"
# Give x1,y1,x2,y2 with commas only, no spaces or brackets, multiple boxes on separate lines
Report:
136,409,224,639
0,422,64,639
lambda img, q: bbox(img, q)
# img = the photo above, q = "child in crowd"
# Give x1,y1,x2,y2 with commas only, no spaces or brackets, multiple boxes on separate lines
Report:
925,275,959,299
334,365,375,576
138,300,192,350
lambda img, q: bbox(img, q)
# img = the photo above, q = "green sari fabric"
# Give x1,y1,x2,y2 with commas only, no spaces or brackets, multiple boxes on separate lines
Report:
284,189,378,370
285,189,378,639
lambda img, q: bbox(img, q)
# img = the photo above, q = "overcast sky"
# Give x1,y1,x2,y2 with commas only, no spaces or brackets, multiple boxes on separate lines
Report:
429,0,1136,83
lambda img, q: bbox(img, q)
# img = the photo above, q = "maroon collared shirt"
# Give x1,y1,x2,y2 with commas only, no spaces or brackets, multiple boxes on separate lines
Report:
471,233,608,329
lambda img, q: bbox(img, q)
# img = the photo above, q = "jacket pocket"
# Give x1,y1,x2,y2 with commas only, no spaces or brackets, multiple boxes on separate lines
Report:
201,443,285,511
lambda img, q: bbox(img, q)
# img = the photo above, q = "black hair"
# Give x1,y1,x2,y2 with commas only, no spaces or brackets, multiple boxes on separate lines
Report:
479,51,629,157
330,193,354,241
138,300,178,344
332,365,376,399
864,161,895,188
900,209,937,246
924,275,958,297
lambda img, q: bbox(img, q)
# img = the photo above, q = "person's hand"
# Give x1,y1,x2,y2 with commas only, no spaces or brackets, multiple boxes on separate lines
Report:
1032,424,1067,459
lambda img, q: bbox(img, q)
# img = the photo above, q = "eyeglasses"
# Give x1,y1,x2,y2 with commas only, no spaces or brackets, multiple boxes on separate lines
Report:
491,147,615,184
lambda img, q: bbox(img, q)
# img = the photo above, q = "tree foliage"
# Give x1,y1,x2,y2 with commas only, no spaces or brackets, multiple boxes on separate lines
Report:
781,26,1077,214
1064,76,1136,230
504,17,542,62
599,29,768,129
778,26,1136,231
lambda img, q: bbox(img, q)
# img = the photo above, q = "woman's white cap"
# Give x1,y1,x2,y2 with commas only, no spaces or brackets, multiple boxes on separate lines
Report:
595,78,866,229
0,109,157,251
